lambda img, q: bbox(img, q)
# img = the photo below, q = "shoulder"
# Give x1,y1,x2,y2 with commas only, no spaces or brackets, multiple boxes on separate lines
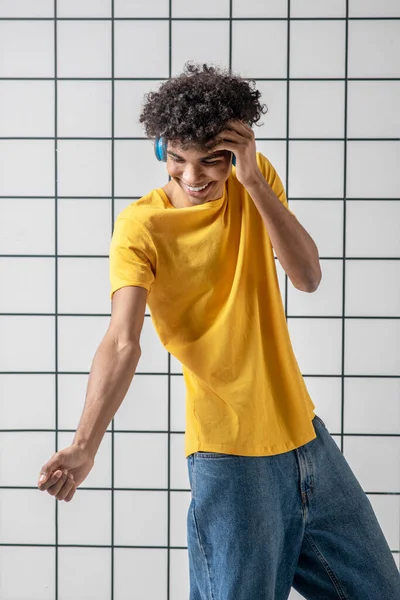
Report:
256,151,274,179
115,194,159,229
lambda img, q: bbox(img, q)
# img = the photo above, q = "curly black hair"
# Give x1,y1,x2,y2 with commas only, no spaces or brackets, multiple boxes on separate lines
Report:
138,61,268,151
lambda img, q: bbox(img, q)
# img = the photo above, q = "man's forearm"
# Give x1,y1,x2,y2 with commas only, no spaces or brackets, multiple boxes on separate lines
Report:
245,173,322,292
72,335,141,460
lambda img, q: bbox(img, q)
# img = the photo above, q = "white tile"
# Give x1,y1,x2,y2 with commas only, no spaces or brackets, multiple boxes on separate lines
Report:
346,260,400,317
289,587,305,600
0,199,55,255
302,376,342,432
252,81,287,139
172,0,230,18
0,141,55,197
57,315,109,371
0,431,54,486
114,198,138,218
288,259,343,316
0,316,54,371
57,21,111,78
288,318,343,375
169,549,190,600
345,319,400,376
0,489,55,544
171,21,230,78
57,140,111,197
57,81,111,138
344,378,400,435
349,0,400,17
290,20,346,78
114,140,168,199
232,20,287,78
58,257,110,314
0,21,54,77
344,435,400,493
347,142,399,199
369,495,400,552
115,0,169,18
347,82,400,138
233,0,287,18
58,490,111,545
291,0,346,17
114,548,168,600
170,353,183,374
114,79,165,138
0,0,53,16
0,374,55,429
58,373,108,431
0,257,55,313
114,490,168,546
346,201,400,257
58,430,112,489
170,374,186,432
286,200,344,258
289,81,345,138
0,547,55,600
288,141,344,198
58,199,111,255
58,548,111,600
0,81,54,137
114,432,168,489
170,490,191,547
348,20,400,77
114,374,169,432
170,433,188,489
57,0,111,18
114,21,169,78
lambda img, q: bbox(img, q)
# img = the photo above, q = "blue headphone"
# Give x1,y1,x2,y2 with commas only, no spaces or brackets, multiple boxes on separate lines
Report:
154,136,236,166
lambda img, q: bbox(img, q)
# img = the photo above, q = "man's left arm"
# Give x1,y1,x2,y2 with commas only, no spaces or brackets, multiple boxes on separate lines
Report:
245,172,322,293
206,120,322,293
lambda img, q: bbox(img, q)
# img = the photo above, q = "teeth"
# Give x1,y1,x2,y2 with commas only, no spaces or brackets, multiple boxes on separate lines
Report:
186,183,208,191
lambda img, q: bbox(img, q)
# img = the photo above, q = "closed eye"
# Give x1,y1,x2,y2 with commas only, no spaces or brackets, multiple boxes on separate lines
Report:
171,157,220,165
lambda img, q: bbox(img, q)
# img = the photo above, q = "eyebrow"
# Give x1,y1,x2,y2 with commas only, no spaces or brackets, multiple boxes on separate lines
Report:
167,150,225,160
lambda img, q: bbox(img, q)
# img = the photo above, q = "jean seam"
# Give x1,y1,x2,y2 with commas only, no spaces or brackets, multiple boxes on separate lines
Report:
192,456,216,600
304,532,348,599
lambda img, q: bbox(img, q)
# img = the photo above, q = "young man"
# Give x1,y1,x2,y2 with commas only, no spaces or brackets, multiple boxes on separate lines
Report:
38,63,400,599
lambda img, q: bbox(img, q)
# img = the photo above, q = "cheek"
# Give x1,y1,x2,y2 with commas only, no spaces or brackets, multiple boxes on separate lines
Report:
167,163,181,177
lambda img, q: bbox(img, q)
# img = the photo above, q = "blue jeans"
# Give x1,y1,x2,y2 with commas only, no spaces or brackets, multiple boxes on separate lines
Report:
186,415,400,599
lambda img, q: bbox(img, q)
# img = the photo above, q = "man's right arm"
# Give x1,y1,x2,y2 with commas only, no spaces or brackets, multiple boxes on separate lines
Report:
72,285,148,460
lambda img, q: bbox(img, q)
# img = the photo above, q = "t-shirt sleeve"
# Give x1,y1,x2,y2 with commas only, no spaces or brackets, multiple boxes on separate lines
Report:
109,215,156,299
257,152,297,218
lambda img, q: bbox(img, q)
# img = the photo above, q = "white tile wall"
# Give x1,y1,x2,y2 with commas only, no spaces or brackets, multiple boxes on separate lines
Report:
0,2,398,599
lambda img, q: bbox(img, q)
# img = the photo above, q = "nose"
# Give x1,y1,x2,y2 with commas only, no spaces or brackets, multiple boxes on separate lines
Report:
182,164,204,185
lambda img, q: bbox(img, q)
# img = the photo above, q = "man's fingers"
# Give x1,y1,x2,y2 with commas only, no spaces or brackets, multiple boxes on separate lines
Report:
64,486,76,502
46,472,66,496
55,476,75,502
38,469,63,491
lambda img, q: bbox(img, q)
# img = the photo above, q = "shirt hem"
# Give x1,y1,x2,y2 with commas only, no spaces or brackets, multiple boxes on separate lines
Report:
185,415,318,458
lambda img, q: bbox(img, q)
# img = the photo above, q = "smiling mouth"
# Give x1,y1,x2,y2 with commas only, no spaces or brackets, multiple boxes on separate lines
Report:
181,181,213,194
182,182,210,190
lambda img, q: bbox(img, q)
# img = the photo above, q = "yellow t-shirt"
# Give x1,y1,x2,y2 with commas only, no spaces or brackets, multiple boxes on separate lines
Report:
109,151,317,457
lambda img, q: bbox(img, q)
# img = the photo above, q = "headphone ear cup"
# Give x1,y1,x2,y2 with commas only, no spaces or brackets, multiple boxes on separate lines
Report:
154,137,162,161
154,137,168,162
